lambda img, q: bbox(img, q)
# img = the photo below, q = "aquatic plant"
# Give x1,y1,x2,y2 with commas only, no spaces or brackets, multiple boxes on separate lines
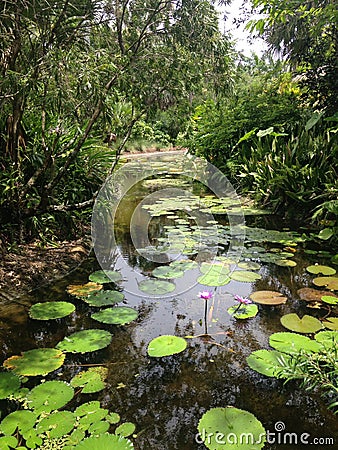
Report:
147,335,187,357
228,295,258,320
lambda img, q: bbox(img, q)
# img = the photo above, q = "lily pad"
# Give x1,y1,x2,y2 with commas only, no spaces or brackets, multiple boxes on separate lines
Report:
89,270,122,284
227,304,258,319
200,262,229,275
322,317,338,331
83,290,125,307
237,261,261,270
91,307,138,325
115,422,136,438
246,350,290,378
67,282,102,297
147,335,187,357
152,266,184,279
138,279,176,295
197,271,231,287
280,313,322,333
0,436,18,450
197,407,266,450
269,332,321,354
230,270,262,282
70,367,108,393
169,260,198,271
36,411,76,439
27,380,74,414
313,276,338,290
274,259,297,267
73,433,134,450
0,410,37,436
297,288,336,303
321,295,338,305
3,348,65,376
306,265,336,275
29,301,75,320
249,290,287,305
56,329,112,353
0,372,21,399
315,330,338,349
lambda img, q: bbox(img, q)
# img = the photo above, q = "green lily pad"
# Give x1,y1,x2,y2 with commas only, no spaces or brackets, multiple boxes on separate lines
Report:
27,381,74,414
3,348,65,376
152,266,184,279
200,262,229,275
115,422,136,438
70,367,108,393
89,270,122,284
37,411,76,439
249,290,287,305
315,330,338,349
56,329,112,353
274,259,297,267
246,350,291,377
67,282,103,297
306,265,336,275
83,290,125,307
169,260,198,271
321,295,338,305
313,276,338,290
74,401,101,417
322,317,338,331
29,301,75,320
0,410,37,436
197,272,231,287
147,335,187,357
0,436,18,450
0,372,21,399
91,307,138,325
138,279,176,295
269,332,321,354
237,261,261,270
280,313,322,333
197,407,266,450
73,433,134,450
227,304,258,319
230,270,262,282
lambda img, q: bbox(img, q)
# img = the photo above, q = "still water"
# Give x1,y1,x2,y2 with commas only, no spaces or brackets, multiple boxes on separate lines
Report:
1,154,337,449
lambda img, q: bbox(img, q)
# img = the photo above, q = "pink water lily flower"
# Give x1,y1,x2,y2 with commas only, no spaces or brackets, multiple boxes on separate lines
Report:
198,291,213,300
234,294,252,305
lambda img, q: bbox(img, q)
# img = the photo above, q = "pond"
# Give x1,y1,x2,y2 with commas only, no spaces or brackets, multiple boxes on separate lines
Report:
0,153,337,449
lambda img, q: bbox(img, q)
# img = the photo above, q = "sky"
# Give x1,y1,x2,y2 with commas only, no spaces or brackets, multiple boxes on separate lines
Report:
218,0,267,56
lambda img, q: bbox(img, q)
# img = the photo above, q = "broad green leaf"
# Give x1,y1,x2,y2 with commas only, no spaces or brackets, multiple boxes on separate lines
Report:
246,350,291,378
197,407,266,450
280,313,322,334
0,372,21,399
83,290,124,307
169,260,198,271
306,265,336,275
67,282,102,297
138,279,175,295
115,422,136,438
250,290,287,305
321,295,338,305
0,436,18,450
56,329,112,353
313,276,338,290
73,433,134,450
197,272,230,287
274,259,297,267
27,381,74,414
89,270,122,284
315,331,338,349
3,348,65,376
70,367,108,393
322,318,338,331
88,420,110,435
37,411,76,438
29,301,75,320
237,261,261,270
0,410,37,436
91,307,138,325
152,266,184,279
269,332,321,354
74,401,101,417
230,270,262,282
317,228,334,240
147,335,187,357
227,304,258,319
200,262,229,275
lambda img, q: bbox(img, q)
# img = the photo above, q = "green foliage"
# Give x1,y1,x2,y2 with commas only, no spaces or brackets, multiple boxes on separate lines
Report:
3,348,65,376
56,329,112,354
147,335,187,357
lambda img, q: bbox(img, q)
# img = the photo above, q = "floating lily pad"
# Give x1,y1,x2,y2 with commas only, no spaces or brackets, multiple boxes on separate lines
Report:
197,407,266,450
246,350,290,377
237,261,261,270
91,307,138,325
321,295,338,305
75,401,101,417
3,348,65,376
152,266,184,279
36,411,76,439
169,260,198,271
71,367,108,393
67,282,102,297
322,317,338,331
249,290,287,305
230,270,262,282
297,288,336,303
269,332,321,354
29,301,75,320
27,381,74,414
83,290,125,307
147,335,187,357
200,262,229,275
315,330,338,349
274,259,297,267
0,436,18,449
138,279,176,295
73,433,134,450
280,313,322,333
228,304,258,319
197,270,231,287
0,372,21,399
56,329,112,353
0,410,37,436
115,422,136,438
313,276,338,290
306,265,336,275
89,270,122,284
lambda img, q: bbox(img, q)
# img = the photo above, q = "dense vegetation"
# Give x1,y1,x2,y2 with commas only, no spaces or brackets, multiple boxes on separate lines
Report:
0,0,337,245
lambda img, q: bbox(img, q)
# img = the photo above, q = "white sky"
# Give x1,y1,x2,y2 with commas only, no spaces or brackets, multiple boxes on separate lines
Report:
218,0,267,56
